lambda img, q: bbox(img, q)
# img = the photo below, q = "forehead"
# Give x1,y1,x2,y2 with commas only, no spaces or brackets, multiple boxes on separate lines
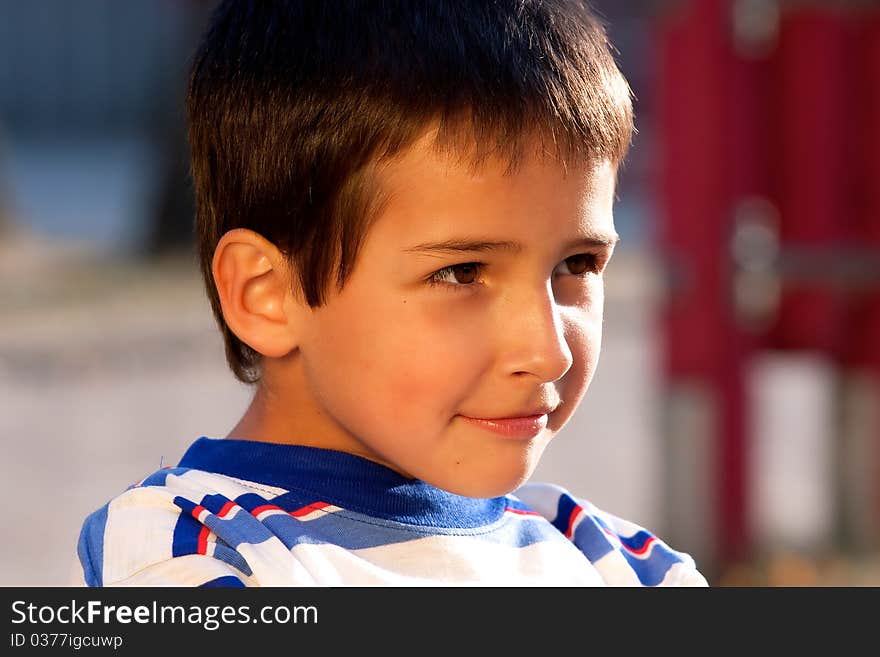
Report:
368,130,618,248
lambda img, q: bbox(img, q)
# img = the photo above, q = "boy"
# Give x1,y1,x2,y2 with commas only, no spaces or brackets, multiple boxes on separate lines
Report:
74,0,707,586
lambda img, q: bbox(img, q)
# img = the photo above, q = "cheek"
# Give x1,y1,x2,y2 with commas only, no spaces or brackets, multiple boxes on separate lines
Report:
558,307,604,415
577,284,605,372
313,295,485,418
380,306,488,414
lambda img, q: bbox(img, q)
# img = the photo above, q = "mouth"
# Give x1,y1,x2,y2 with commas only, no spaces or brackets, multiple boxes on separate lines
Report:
457,413,550,439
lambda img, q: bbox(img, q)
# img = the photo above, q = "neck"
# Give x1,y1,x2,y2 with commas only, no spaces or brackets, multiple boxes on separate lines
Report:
227,363,411,478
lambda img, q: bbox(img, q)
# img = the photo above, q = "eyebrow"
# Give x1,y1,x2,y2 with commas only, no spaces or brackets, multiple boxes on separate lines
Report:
403,234,620,255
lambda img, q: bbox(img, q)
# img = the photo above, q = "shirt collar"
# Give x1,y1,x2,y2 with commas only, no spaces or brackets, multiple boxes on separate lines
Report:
178,436,508,528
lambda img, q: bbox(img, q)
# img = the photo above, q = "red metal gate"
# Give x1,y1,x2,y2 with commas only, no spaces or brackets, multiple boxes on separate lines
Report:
655,0,880,580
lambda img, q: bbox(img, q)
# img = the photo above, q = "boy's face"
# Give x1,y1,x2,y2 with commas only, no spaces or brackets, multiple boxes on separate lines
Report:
270,132,618,498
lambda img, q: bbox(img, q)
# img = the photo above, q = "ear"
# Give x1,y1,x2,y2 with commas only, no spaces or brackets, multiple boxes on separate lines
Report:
212,228,304,358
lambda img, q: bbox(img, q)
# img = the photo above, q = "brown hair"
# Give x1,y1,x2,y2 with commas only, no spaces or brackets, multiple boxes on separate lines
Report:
187,0,633,383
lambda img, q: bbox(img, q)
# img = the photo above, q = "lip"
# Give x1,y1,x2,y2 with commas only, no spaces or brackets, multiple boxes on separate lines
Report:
458,413,549,439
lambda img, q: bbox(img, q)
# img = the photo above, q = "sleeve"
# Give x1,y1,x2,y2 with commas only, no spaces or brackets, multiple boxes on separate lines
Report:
75,486,250,587
512,481,709,587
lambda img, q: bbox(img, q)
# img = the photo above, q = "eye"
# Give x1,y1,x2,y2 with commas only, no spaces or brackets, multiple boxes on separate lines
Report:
427,262,484,287
555,253,599,276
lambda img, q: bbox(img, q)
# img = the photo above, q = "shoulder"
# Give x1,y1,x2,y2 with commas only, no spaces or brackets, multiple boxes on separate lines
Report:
76,466,284,587
512,481,709,587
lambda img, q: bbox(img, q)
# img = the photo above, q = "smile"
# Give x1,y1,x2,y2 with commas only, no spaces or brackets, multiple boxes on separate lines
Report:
458,414,549,439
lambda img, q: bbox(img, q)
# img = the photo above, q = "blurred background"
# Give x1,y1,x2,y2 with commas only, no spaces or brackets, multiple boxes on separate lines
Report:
1,0,878,587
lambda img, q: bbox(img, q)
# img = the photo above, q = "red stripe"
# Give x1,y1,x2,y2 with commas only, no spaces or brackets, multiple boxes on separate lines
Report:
602,527,655,556
627,536,655,556
197,526,210,555
217,501,236,518
504,507,541,516
251,504,283,517
565,505,583,539
191,505,207,520
290,502,331,518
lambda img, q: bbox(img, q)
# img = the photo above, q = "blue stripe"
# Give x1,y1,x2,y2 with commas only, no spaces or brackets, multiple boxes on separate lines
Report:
199,575,246,588
169,494,256,576
230,492,279,514
201,498,278,548
587,513,684,585
211,542,254,577
199,493,235,515
255,506,561,551
172,494,562,553
618,529,654,553
171,514,203,558
550,493,580,535
571,515,615,563
77,503,109,587
622,543,683,586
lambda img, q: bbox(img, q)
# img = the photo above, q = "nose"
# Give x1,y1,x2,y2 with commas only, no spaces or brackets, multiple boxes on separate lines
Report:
497,281,574,383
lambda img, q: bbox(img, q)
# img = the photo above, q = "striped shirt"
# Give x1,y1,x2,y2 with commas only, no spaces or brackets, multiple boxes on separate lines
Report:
73,437,707,587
